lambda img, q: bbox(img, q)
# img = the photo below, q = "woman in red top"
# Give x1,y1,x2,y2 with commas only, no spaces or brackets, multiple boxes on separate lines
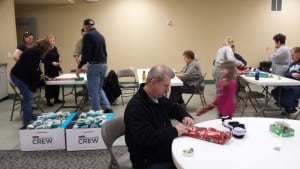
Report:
197,61,237,119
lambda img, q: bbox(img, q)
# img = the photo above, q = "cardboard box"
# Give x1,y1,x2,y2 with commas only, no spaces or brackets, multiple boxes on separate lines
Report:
19,128,66,151
66,127,105,151
66,113,114,151
19,112,76,151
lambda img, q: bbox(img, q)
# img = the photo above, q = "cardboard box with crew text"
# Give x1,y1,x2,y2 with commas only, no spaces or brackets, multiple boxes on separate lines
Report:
19,128,65,151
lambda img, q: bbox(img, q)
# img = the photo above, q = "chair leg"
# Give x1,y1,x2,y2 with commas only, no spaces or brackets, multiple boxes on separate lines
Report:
10,98,22,121
249,99,258,113
294,110,300,119
10,99,16,121
249,97,266,117
185,94,194,106
240,98,248,117
200,94,206,106
240,103,247,117
34,99,44,113
78,95,88,112
120,94,124,105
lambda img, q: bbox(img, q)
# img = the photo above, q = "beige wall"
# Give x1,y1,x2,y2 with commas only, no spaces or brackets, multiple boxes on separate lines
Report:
14,0,300,80
0,0,17,93
0,0,17,61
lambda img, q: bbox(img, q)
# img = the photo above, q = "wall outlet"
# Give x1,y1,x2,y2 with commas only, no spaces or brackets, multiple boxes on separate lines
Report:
7,52,11,58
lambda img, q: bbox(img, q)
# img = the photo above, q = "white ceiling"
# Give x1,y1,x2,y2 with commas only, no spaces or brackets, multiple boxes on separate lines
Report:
14,0,75,5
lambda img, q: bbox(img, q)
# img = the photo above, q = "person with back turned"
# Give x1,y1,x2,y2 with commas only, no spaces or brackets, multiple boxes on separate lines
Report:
76,18,113,113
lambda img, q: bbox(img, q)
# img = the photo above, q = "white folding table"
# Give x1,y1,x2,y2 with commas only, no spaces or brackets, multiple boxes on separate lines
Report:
172,117,300,169
136,68,183,86
240,73,300,117
45,73,87,112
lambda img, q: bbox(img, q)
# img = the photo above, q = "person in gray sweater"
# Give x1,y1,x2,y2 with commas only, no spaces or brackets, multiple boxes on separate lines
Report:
267,33,290,76
169,50,203,105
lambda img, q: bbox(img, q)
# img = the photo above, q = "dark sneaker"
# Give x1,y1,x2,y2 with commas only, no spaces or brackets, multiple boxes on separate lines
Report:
281,107,297,115
104,108,113,113
32,115,37,121
285,107,297,114
54,99,64,104
46,100,54,106
20,125,27,130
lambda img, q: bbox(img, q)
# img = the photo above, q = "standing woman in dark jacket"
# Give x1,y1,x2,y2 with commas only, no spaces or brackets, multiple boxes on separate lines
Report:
10,39,51,126
43,34,63,106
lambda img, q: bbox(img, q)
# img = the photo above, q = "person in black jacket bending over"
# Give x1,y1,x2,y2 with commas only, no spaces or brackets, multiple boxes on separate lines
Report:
10,39,51,127
124,65,194,169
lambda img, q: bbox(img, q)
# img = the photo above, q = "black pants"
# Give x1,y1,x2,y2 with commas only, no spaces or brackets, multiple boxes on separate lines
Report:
271,86,300,108
169,84,197,104
45,85,60,100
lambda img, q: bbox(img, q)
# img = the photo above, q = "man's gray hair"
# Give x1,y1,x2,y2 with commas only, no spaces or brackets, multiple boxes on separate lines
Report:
146,65,175,83
292,47,300,53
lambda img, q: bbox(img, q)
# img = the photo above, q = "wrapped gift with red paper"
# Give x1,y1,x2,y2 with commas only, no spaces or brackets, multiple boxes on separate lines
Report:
185,126,231,145
236,66,250,75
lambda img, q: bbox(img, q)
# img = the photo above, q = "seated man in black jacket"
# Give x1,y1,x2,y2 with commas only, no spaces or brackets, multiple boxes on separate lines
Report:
124,65,194,169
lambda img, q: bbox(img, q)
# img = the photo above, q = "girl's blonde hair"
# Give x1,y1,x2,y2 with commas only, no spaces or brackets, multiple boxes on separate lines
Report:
220,61,236,80
223,36,234,46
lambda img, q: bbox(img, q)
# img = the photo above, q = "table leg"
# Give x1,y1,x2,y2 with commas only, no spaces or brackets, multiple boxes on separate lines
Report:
277,87,289,118
257,86,286,117
256,86,268,117
54,85,85,113
55,85,65,112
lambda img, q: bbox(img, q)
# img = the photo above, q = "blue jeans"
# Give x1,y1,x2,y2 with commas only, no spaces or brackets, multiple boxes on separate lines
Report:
10,74,34,125
146,162,177,169
87,63,111,111
271,86,300,108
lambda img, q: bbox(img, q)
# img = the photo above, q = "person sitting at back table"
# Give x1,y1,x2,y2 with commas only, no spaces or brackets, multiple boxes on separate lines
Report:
125,65,194,169
231,44,247,66
169,50,203,105
267,33,290,76
271,47,300,115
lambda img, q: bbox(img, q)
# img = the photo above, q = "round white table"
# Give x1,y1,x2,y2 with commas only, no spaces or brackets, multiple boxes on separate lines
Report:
172,117,300,169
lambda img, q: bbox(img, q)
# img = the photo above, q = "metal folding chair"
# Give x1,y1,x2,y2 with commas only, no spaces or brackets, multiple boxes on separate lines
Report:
9,81,44,121
184,73,207,107
116,69,139,105
101,117,132,169
237,76,265,116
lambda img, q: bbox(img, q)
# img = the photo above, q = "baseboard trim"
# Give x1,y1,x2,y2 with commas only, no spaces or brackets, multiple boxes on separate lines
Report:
204,80,215,84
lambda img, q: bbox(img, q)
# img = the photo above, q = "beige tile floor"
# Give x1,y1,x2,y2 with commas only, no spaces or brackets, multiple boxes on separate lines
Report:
0,84,298,150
